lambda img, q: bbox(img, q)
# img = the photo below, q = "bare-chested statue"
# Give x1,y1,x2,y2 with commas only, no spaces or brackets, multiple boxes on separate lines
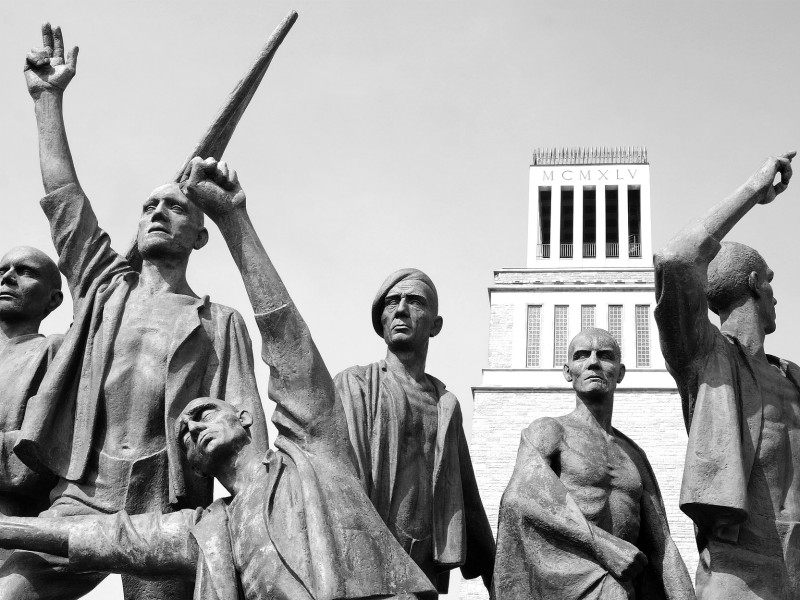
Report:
0,157,436,600
654,152,800,599
492,328,693,600
2,25,268,600
334,269,496,593
0,247,62,523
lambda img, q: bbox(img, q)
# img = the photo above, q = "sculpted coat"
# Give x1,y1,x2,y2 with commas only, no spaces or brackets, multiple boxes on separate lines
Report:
335,361,496,593
14,183,268,509
0,333,61,516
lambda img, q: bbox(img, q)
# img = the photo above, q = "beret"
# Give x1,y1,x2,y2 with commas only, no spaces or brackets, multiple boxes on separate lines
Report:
371,268,438,336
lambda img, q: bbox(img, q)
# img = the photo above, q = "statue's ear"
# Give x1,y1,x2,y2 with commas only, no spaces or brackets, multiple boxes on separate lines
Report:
430,316,443,338
238,410,253,429
617,363,626,384
46,289,63,315
194,227,209,251
748,271,762,296
562,364,573,382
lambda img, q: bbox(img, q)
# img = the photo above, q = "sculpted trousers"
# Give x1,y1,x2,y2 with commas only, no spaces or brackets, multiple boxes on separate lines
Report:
0,449,193,600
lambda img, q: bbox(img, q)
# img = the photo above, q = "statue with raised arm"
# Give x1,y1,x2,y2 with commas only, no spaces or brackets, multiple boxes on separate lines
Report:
334,269,496,593
492,329,694,600
0,247,62,531
654,152,800,599
3,25,268,600
0,157,436,600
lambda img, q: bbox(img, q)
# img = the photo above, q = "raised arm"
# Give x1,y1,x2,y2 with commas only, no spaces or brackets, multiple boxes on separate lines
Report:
181,158,342,451
25,24,127,296
654,153,794,369
25,23,80,194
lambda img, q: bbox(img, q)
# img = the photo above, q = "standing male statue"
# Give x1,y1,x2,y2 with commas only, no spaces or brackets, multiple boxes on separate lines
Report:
0,247,62,522
334,269,496,593
0,157,436,600
492,328,693,600
2,25,267,600
654,152,800,599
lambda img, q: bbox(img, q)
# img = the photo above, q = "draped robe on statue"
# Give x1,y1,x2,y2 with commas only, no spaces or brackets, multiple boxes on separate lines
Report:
492,424,693,600
334,361,496,593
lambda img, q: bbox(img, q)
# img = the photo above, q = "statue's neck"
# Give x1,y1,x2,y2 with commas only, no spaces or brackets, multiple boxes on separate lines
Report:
0,318,41,343
720,304,767,360
573,394,614,434
385,346,428,384
216,443,262,497
138,258,194,296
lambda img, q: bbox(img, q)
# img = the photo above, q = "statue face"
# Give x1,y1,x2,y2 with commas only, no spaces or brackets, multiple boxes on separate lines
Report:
563,330,625,399
137,183,207,261
0,247,62,322
380,279,441,351
178,398,251,477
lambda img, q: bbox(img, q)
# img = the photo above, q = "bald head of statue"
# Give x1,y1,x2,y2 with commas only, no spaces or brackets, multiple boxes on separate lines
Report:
372,268,443,353
563,328,625,401
0,246,63,328
707,241,777,334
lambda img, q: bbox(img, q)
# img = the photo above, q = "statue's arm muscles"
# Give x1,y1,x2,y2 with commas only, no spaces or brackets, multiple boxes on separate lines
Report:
502,419,644,580
654,221,720,371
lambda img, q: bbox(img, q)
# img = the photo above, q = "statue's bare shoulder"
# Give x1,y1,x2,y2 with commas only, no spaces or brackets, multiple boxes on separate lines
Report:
525,416,566,461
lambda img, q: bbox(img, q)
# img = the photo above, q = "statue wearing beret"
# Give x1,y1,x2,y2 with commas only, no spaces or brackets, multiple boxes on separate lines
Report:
334,269,496,593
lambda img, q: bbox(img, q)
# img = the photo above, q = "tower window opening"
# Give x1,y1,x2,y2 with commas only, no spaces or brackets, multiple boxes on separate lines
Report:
635,305,650,367
605,187,619,258
608,305,623,355
628,186,642,258
538,188,551,258
581,305,595,330
560,187,574,258
526,305,542,367
554,306,569,367
583,187,596,258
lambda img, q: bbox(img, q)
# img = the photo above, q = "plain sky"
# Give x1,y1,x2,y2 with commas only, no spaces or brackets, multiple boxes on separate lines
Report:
2,1,800,598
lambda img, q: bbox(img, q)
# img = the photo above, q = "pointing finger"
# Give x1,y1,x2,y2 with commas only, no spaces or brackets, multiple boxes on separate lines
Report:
41,23,54,56
53,26,64,62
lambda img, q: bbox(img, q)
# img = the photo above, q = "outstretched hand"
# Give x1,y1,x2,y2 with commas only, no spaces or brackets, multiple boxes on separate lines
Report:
181,157,246,221
751,151,796,205
25,23,78,98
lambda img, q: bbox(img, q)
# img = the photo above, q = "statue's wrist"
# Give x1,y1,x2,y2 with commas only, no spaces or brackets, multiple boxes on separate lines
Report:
215,208,249,234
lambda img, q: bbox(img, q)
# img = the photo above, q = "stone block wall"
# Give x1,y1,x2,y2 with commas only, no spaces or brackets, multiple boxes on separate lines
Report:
487,304,514,368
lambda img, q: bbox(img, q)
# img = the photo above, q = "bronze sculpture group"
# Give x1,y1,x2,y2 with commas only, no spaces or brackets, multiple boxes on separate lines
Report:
0,11,795,600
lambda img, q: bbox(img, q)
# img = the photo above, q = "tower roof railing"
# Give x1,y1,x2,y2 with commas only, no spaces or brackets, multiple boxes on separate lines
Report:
532,146,648,166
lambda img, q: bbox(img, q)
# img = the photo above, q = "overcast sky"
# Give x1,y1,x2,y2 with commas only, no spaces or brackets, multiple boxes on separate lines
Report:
2,1,800,597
